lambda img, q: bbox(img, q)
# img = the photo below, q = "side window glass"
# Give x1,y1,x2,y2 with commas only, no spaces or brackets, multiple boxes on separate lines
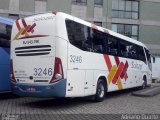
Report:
145,48,152,70
119,40,131,58
91,29,107,54
129,44,137,59
107,35,118,56
137,46,146,63
119,40,138,59
65,19,92,51
127,44,138,59
83,26,92,51
66,19,108,54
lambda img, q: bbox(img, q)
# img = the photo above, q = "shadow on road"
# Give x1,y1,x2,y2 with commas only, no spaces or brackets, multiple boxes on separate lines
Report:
0,92,20,100
21,87,141,109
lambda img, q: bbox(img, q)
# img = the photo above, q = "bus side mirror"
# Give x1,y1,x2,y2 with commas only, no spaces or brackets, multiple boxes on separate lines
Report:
153,57,155,63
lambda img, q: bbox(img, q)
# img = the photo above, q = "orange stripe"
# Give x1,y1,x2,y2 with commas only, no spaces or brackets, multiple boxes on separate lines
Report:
108,65,117,84
13,28,25,40
117,78,122,90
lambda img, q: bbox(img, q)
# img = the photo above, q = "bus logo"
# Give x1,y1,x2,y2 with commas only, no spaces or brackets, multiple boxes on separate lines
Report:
13,19,36,40
104,55,129,90
13,19,48,40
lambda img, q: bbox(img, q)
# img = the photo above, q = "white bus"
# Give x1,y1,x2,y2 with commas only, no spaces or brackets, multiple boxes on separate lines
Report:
11,12,152,102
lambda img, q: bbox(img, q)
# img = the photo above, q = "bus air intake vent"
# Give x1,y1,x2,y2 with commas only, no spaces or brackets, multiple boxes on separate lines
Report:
15,45,51,56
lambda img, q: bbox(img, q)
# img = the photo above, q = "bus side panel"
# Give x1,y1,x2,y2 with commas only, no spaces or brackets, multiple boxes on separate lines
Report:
85,70,94,96
66,70,85,97
65,42,85,97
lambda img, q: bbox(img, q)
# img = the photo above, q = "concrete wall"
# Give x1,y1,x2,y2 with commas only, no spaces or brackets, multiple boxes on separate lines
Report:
47,0,71,14
0,0,9,10
140,1,160,21
139,25,160,44
87,0,94,18
19,0,34,12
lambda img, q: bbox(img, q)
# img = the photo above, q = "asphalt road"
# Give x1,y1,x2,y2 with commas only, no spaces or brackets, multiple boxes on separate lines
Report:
0,84,159,120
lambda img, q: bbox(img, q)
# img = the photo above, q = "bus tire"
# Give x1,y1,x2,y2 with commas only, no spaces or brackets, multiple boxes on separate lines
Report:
142,76,147,89
94,79,106,102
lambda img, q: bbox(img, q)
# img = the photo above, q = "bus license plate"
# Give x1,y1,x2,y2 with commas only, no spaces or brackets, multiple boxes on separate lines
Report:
27,87,36,92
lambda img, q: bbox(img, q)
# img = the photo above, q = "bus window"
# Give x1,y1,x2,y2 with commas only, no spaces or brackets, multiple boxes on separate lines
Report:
66,20,92,52
137,46,146,63
66,19,107,54
91,28,107,54
119,40,130,58
129,44,138,59
107,35,118,56
145,48,152,70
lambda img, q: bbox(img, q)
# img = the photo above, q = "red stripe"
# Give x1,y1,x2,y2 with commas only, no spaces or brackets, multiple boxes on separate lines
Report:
52,11,57,15
120,61,129,79
21,25,31,35
16,20,21,31
124,74,128,80
22,19,27,27
112,62,124,84
104,54,112,71
114,56,120,66
91,24,98,30
104,29,109,34
27,23,36,32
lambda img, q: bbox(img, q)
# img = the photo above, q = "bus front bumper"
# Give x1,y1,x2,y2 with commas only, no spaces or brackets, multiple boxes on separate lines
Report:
11,79,66,98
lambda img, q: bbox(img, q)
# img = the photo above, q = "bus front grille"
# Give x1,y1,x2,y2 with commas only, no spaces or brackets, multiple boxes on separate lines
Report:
15,45,51,56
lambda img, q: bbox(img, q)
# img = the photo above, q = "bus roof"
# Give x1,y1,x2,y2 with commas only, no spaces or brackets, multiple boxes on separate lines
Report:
56,12,147,49
0,16,15,25
16,12,147,49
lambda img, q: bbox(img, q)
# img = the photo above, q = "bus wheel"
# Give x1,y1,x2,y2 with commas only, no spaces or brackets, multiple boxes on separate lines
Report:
94,79,106,102
142,77,147,89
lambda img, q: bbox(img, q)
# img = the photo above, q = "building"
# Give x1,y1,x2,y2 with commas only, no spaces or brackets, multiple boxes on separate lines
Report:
0,0,160,55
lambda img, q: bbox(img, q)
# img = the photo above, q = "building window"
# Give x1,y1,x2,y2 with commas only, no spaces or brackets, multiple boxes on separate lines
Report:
94,21,102,27
112,0,139,19
72,0,87,5
111,24,139,40
95,0,103,6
